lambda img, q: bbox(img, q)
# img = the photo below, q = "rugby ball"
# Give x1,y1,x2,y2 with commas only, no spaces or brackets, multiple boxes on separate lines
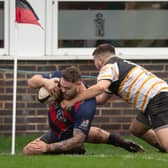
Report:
38,87,61,104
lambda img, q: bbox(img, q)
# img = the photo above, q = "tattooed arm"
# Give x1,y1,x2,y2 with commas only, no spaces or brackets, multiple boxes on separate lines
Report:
22,129,86,155
48,128,86,153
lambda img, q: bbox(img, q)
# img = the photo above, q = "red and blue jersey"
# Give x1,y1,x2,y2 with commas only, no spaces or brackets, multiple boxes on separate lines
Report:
49,99,96,137
42,71,96,137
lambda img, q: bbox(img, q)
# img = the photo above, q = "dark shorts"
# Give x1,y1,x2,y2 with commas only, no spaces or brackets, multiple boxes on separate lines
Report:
144,92,168,130
136,110,151,128
40,129,73,144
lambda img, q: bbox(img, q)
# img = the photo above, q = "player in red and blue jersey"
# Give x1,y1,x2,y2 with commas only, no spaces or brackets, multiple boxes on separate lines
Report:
23,66,144,155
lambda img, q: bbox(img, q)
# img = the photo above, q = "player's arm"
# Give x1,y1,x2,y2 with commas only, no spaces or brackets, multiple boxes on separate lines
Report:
76,79,111,101
61,80,111,110
28,74,60,94
28,74,49,88
48,128,86,153
96,92,113,105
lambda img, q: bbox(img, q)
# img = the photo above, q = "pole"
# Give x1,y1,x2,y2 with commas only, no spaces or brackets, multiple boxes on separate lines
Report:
11,57,17,155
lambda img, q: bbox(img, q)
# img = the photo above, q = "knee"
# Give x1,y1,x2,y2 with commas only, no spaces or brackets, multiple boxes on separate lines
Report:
89,127,103,137
93,127,102,134
158,141,168,152
159,144,168,153
129,124,137,136
129,124,143,137
88,127,109,143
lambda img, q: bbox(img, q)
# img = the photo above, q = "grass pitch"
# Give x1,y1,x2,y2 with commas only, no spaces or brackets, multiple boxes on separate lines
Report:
0,135,168,168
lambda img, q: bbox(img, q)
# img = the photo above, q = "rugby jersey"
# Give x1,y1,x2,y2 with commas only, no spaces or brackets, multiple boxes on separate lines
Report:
42,71,96,137
97,56,168,112
49,99,96,137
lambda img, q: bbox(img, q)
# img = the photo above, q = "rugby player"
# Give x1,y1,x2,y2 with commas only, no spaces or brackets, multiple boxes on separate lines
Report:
23,66,143,155
61,44,168,152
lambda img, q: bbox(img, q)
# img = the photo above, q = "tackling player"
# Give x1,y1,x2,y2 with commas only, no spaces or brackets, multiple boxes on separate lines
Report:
61,44,168,152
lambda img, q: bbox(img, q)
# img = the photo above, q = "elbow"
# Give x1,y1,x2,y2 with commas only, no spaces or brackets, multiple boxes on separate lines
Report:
27,75,43,89
96,85,107,94
27,78,35,88
96,94,109,105
96,98,104,105
76,141,84,148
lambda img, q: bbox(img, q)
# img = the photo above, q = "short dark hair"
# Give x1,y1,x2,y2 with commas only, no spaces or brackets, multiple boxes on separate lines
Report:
92,43,115,56
61,66,81,83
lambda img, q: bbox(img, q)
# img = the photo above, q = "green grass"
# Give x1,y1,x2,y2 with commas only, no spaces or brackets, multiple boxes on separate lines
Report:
0,135,168,168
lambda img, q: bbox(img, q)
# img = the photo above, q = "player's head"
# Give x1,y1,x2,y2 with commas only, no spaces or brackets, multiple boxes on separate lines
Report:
60,66,81,100
92,43,115,70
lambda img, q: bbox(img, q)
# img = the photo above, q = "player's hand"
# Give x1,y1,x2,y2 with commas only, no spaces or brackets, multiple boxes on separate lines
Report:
121,140,145,153
26,140,50,154
60,99,74,110
43,78,59,95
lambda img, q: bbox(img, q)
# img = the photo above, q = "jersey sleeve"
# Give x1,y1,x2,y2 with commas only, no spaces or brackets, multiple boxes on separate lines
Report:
42,71,61,79
97,63,119,82
73,98,96,135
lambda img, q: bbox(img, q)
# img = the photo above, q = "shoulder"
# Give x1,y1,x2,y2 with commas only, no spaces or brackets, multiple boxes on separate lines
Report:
75,98,96,113
83,98,96,107
42,71,61,79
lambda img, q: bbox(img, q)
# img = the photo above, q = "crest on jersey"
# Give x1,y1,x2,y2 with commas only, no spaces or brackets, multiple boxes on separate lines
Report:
79,120,89,130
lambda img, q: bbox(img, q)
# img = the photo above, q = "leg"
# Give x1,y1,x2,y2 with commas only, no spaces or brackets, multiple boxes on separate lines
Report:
130,119,162,150
131,110,165,151
87,126,144,152
155,127,168,152
87,126,109,143
144,92,168,152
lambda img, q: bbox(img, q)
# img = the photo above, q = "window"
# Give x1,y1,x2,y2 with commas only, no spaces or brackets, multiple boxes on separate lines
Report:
50,0,168,59
0,1,4,48
58,1,168,48
0,0,8,55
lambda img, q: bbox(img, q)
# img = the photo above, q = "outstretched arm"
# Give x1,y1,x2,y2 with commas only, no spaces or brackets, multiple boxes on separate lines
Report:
96,92,112,105
23,128,86,155
48,129,86,153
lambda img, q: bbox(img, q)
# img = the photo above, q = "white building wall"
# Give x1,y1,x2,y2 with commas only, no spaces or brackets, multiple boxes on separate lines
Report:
1,0,168,59
15,0,45,56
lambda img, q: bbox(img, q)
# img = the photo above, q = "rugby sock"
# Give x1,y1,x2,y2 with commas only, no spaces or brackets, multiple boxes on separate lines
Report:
108,134,145,152
108,133,125,147
108,133,132,149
